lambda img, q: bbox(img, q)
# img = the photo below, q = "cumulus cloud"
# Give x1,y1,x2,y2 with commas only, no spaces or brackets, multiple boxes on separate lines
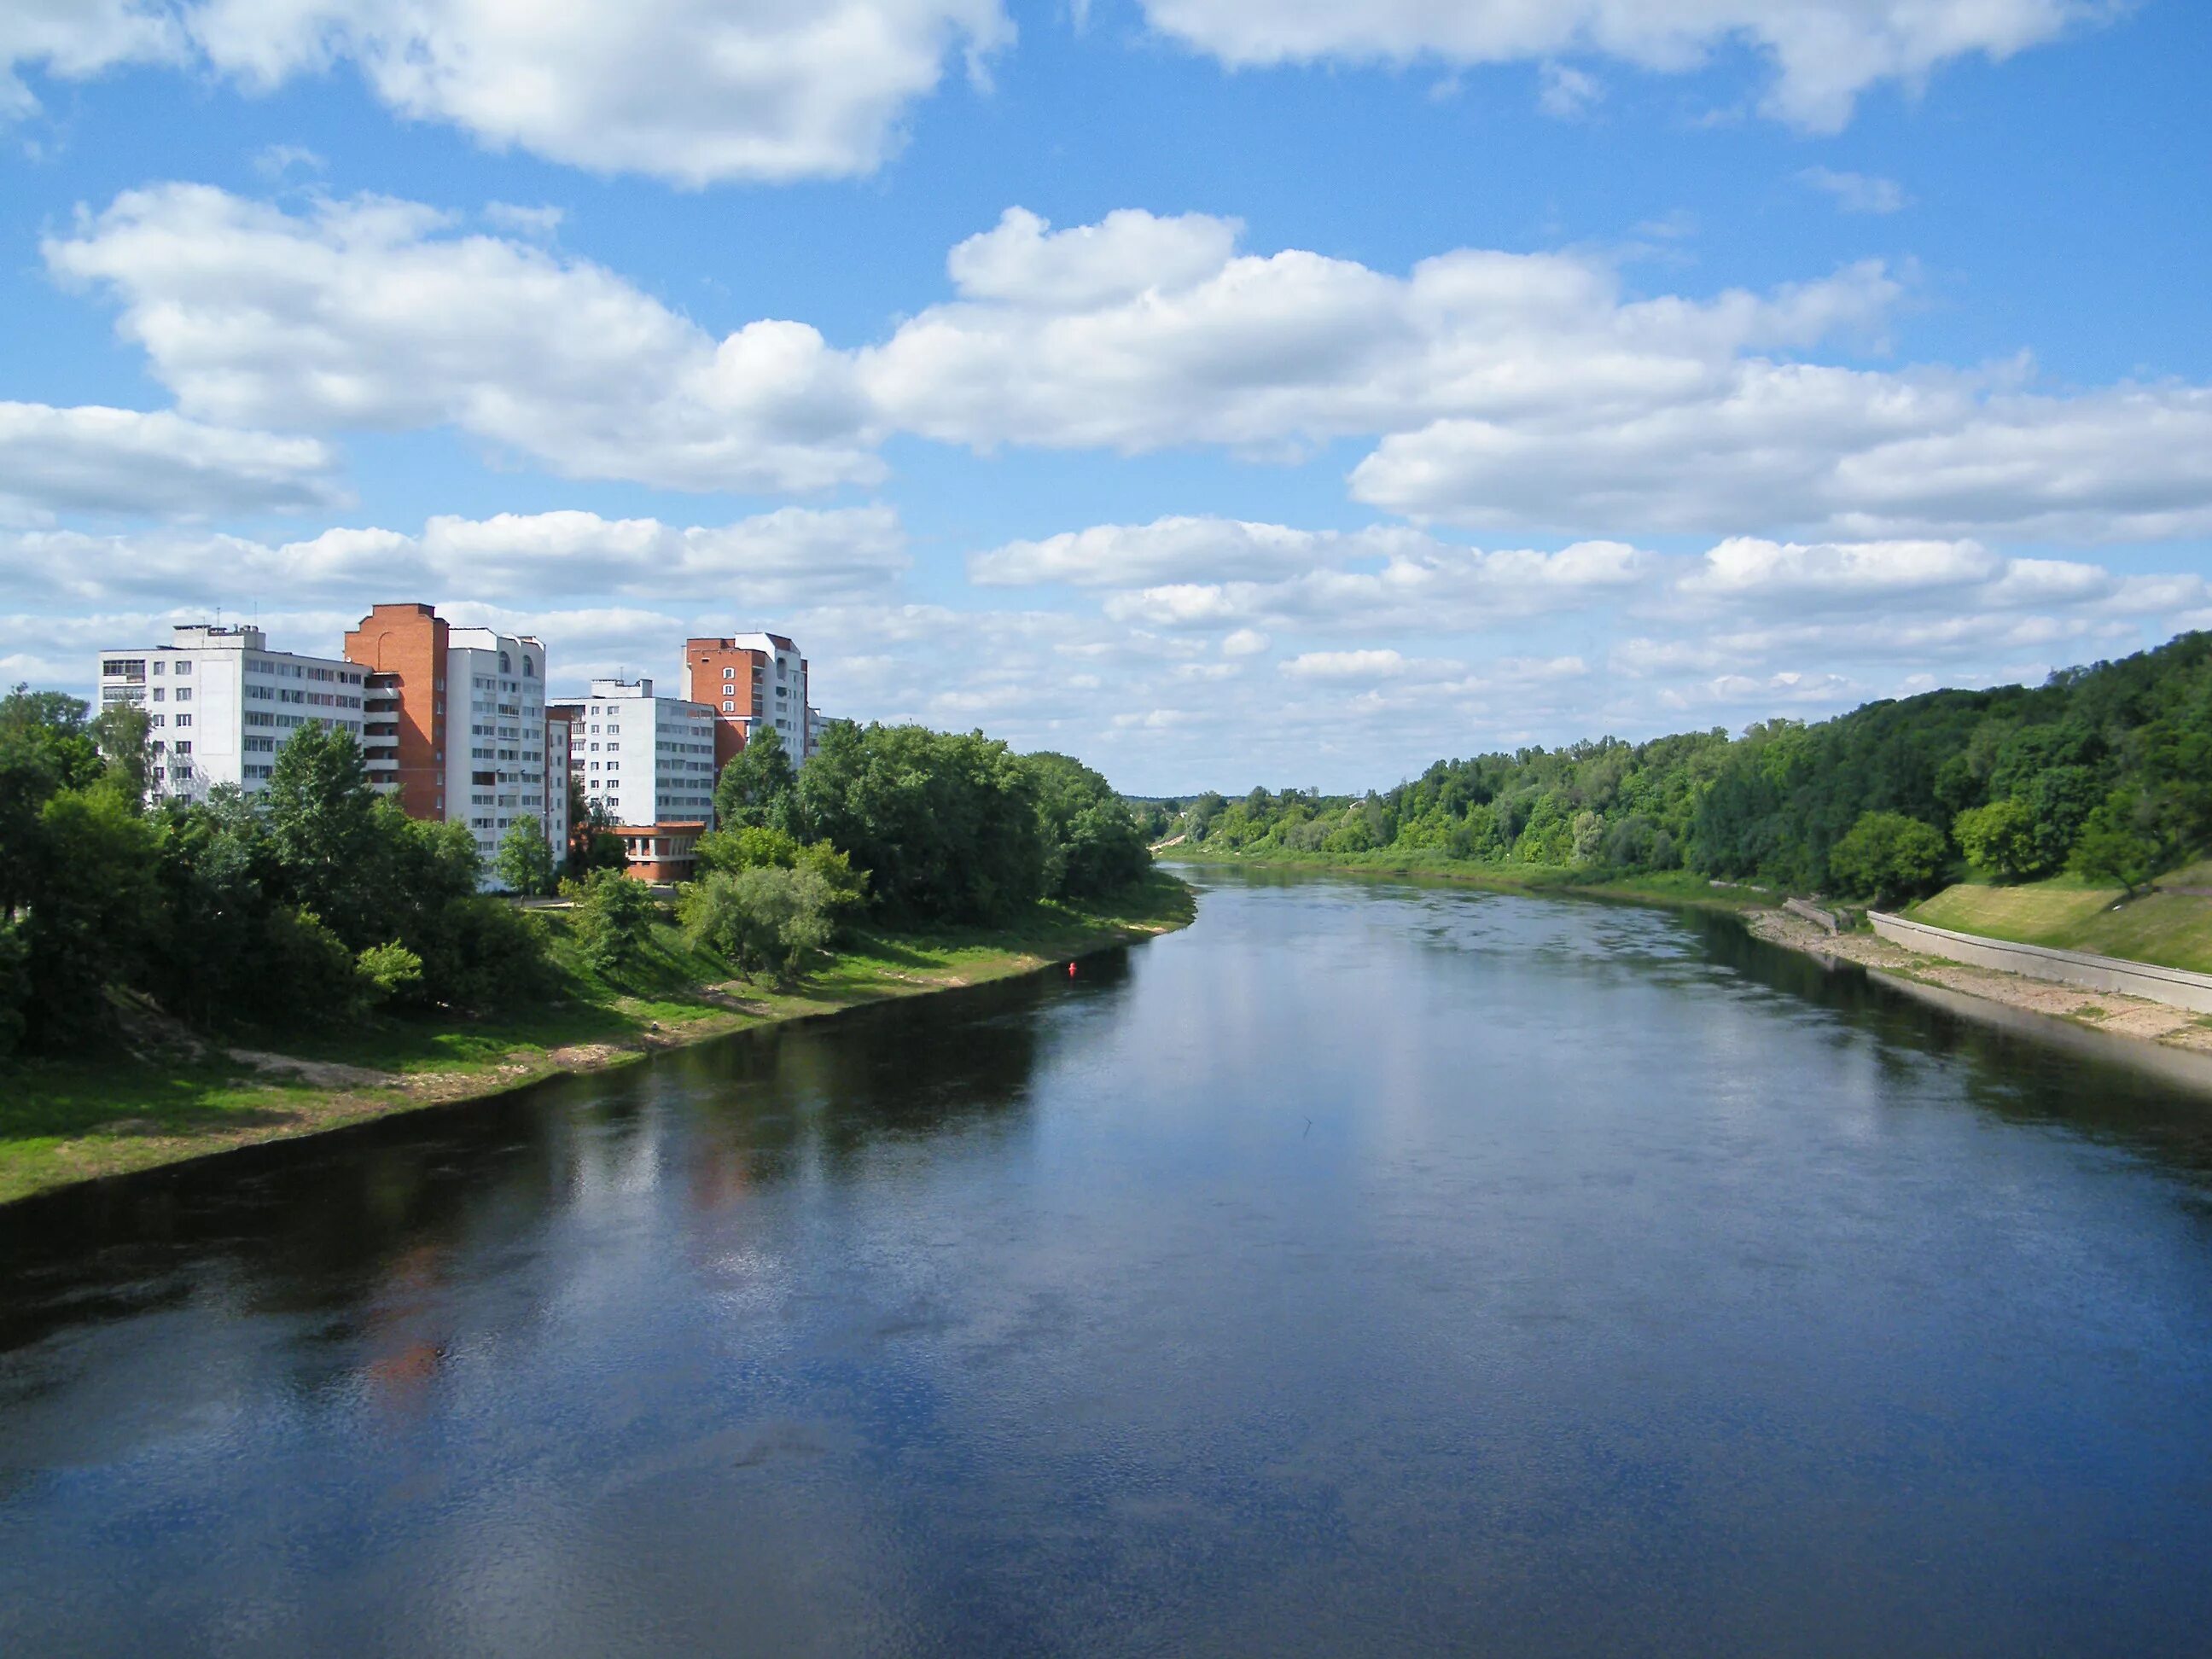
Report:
1353,375,2212,540
7,0,1010,184
865,205,1901,456
1666,535,2212,620
970,515,1425,586
46,183,881,493
41,189,2212,542
0,505,905,605
0,400,342,519
1537,62,1602,119
1799,166,1908,213
1135,0,2093,131
1099,537,1650,632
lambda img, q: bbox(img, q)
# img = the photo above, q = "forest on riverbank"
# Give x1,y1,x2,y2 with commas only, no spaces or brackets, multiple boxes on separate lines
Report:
1161,632,2212,906
0,691,1155,1061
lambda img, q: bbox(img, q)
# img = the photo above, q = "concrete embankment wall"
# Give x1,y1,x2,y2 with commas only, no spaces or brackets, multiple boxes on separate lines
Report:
1868,911,2212,1015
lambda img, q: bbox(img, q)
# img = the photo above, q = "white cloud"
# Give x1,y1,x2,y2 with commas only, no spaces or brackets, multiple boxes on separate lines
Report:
1220,626,1271,656
1100,537,1650,631
1353,375,2212,541
42,190,2212,543
9,1,1011,184
969,515,1423,586
0,505,905,605
1136,0,2093,131
0,400,341,518
1283,648,1417,679
483,201,564,237
46,183,880,494
0,2,178,120
1666,535,2212,620
865,206,1901,457
1538,62,1602,119
1799,166,1908,213
1677,535,2000,602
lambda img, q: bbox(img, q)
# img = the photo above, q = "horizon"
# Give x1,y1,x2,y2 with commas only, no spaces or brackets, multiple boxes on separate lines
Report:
4,2,2209,795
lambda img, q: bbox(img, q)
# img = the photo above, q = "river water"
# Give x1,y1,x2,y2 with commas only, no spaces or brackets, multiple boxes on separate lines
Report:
4,867,2212,1656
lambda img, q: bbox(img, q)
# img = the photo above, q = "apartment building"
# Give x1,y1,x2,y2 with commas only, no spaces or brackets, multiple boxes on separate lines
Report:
343,602,556,879
96,624,365,803
556,678,719,882
682,633,808,771
545,708,573,864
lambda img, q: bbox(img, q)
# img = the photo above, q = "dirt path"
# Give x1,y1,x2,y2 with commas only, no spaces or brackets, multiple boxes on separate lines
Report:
1746,908,2212,1053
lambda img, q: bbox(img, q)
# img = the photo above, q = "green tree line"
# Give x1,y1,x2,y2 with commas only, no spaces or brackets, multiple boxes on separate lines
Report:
1174,631,2212,906
0,694,1152,1057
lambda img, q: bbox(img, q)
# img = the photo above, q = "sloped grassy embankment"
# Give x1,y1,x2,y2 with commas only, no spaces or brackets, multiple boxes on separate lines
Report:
0,872,1195,1207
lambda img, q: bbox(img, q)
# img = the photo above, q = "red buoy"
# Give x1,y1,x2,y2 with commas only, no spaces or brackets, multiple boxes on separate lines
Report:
1068,962,1078,977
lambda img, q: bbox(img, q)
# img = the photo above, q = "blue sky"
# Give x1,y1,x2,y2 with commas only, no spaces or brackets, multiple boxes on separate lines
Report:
3,0,2209,793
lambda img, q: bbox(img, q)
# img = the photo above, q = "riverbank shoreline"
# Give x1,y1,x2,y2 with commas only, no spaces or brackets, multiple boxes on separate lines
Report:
1173,849,2212,1057
0,876,1196,1208
1745,906,2212,1055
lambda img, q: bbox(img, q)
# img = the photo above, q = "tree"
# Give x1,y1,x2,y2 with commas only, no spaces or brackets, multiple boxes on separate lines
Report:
90,701,154,804
573,868,656,977
1827,811,1948,905
1953,799,2042,881
789,723,1045,923
2069,789,2164,896
713,724,796,829
1024,751,1150,899
494,815,558,896
261,723,384,942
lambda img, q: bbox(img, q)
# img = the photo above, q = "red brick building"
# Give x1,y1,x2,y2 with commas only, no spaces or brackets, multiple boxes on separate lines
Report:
684,632,808,771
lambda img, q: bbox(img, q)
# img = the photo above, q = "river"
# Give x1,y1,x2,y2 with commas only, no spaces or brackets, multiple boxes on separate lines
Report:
4,867,2211,1656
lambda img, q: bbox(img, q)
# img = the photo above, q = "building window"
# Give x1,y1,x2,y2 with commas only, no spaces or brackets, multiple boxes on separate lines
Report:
723,701,734,713
175,661,189,674
176,714,191,728
151,687,165,702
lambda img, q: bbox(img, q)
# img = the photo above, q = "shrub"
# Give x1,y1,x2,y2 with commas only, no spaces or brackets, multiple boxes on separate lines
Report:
573,869,656,979
354,940,424,1006
681,865,837,980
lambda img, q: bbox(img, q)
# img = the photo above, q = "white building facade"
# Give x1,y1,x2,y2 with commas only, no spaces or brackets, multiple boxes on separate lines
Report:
566,678,719,830
96,625,365,802
443,627,552,870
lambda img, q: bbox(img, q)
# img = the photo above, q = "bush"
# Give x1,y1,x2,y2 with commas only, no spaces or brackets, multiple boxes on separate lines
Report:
354,940,424,1006
681,865,838,980
573,869,656,979
415,896,556,1010
260,906,365,1022
1828,812,1947,905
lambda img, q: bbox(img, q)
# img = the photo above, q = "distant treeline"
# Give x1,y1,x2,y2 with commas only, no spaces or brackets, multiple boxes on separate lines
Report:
1163,632,2212,905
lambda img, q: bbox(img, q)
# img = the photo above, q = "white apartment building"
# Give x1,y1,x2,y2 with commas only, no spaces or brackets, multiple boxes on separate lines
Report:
445,627,552,868
564,678,719,830
96,624,365,802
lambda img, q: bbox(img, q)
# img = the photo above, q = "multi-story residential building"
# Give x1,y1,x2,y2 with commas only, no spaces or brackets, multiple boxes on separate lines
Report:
96,624,365,803
545,708,573,864
556,678,719,882
342,602,556,880
804,707,827,759
682,632,808,771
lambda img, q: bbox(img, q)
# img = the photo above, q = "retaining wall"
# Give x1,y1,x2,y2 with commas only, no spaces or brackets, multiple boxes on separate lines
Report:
1868,911,2212,1016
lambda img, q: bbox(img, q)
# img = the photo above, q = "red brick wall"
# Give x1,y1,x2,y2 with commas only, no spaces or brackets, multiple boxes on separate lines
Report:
684,638,769,773
345,603,448,821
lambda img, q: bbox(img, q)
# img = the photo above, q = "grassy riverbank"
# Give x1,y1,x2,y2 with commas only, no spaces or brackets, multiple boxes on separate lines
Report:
0,872,1195,1207
1905,861,2212,975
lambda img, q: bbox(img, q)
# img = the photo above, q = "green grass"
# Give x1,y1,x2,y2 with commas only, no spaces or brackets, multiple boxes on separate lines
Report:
1906,859,2212,975
0,871,1196,1207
